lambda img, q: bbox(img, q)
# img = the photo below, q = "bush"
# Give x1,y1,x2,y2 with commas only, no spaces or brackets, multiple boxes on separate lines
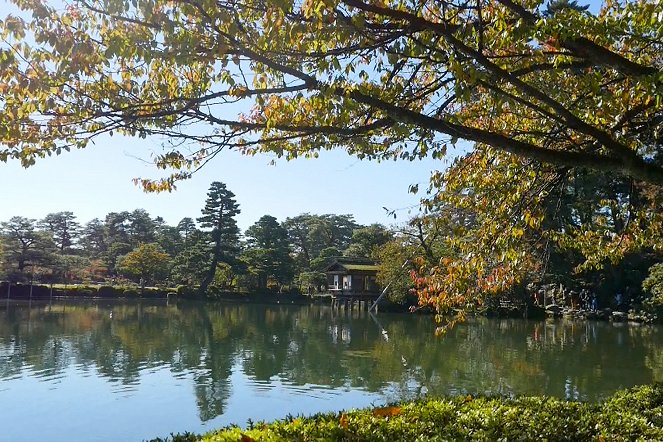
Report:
149,384,663,442
643,263,663,305
176,285,196,297
122,289,139,298
67,286,95,297
97,285,121,297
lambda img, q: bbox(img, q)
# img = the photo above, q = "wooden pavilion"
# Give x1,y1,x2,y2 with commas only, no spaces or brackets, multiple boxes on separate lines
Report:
325,257,381,300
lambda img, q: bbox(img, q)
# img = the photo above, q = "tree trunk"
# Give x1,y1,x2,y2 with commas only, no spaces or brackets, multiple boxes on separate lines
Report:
199,213,224,297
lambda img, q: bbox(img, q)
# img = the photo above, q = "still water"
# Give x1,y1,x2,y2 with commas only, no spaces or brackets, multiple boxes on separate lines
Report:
1,299,662,441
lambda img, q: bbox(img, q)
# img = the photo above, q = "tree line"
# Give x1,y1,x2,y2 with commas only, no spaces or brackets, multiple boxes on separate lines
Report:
0,181,399,296
3,178,663,309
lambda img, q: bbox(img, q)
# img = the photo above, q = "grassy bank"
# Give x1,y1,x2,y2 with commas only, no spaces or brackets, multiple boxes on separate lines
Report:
151,384,663,441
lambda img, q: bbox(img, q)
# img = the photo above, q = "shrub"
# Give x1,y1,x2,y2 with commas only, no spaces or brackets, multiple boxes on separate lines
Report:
149,385,663,442
123,289,139,298
176,285,196,297
643,263,663,305
97,285,121,297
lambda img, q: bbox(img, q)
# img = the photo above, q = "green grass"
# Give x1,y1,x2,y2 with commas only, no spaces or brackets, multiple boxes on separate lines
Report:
150,384,663,441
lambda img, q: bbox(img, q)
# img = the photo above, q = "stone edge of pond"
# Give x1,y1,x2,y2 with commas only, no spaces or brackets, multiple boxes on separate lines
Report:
148,384,663,442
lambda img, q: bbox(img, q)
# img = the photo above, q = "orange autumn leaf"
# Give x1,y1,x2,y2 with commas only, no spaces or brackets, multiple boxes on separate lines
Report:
372,406,402,417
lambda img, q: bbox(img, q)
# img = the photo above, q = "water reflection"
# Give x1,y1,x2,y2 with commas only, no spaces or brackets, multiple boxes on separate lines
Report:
1,300,662,429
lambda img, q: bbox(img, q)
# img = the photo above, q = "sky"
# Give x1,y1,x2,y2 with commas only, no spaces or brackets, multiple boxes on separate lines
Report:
0,133,448,231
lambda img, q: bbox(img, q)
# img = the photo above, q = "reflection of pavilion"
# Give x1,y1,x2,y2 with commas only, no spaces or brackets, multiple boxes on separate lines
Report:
328,324,352,344
325,258,381,310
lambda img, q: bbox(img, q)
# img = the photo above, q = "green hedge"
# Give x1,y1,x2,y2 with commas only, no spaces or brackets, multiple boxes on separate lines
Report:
151,384,663,441
0,283,177,299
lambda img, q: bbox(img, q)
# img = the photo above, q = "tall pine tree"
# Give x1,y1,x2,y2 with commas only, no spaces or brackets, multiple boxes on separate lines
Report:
197,182,240,296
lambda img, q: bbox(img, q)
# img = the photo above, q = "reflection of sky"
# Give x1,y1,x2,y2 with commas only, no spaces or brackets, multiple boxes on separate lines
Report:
217,366,383,431
0,358,385,442
0,365,199,442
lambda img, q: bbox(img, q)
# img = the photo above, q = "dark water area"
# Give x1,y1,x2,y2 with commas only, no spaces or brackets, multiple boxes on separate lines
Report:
1,299,662,441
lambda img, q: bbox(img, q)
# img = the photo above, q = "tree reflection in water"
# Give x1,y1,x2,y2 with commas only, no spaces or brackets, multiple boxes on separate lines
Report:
1,300,663,422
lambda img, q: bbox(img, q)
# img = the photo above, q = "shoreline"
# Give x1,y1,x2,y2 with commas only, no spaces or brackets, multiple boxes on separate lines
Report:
1,282,658,322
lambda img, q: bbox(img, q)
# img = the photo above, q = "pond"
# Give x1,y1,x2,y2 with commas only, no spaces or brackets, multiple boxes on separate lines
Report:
1,299,662,441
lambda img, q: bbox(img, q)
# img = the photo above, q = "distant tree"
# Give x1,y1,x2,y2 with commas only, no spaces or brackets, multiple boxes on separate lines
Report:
242,215,294,290
295,271,327,293
103,241,133,275
308,214,359,257
127,209,157,246
309,247,342,272
39,211,81,253
80,218,107,257
197,182,241,296
283,214,316,268
177,217,197,247
344,224,393,258
156,224,183,256
171,230,210,287
376,219,448,304
117,243,171,286
0,217,57,277
210,262,236,291
104,212,131,246
82,258,108,282
544,0,590,17
0,236,5,280
50,254,91,284
283,213,360,270
375,240,416,304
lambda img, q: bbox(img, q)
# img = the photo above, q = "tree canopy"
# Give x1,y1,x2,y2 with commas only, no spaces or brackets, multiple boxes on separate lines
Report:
0,0,662,313
0,0,660,184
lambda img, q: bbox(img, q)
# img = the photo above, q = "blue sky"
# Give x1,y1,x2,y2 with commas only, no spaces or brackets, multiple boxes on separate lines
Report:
0,133,447,230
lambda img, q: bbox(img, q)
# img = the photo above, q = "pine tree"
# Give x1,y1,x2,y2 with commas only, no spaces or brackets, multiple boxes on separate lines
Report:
197,182,241,296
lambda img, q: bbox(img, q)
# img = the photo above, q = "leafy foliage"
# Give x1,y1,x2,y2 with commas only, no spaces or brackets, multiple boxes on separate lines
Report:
242,215,293,290
39,211,81,252
0,216,57,280
412,147,663,317
643,263,663,306
1,0,661,187
151,384,663,442
117,242,171,285
343,224,393,259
